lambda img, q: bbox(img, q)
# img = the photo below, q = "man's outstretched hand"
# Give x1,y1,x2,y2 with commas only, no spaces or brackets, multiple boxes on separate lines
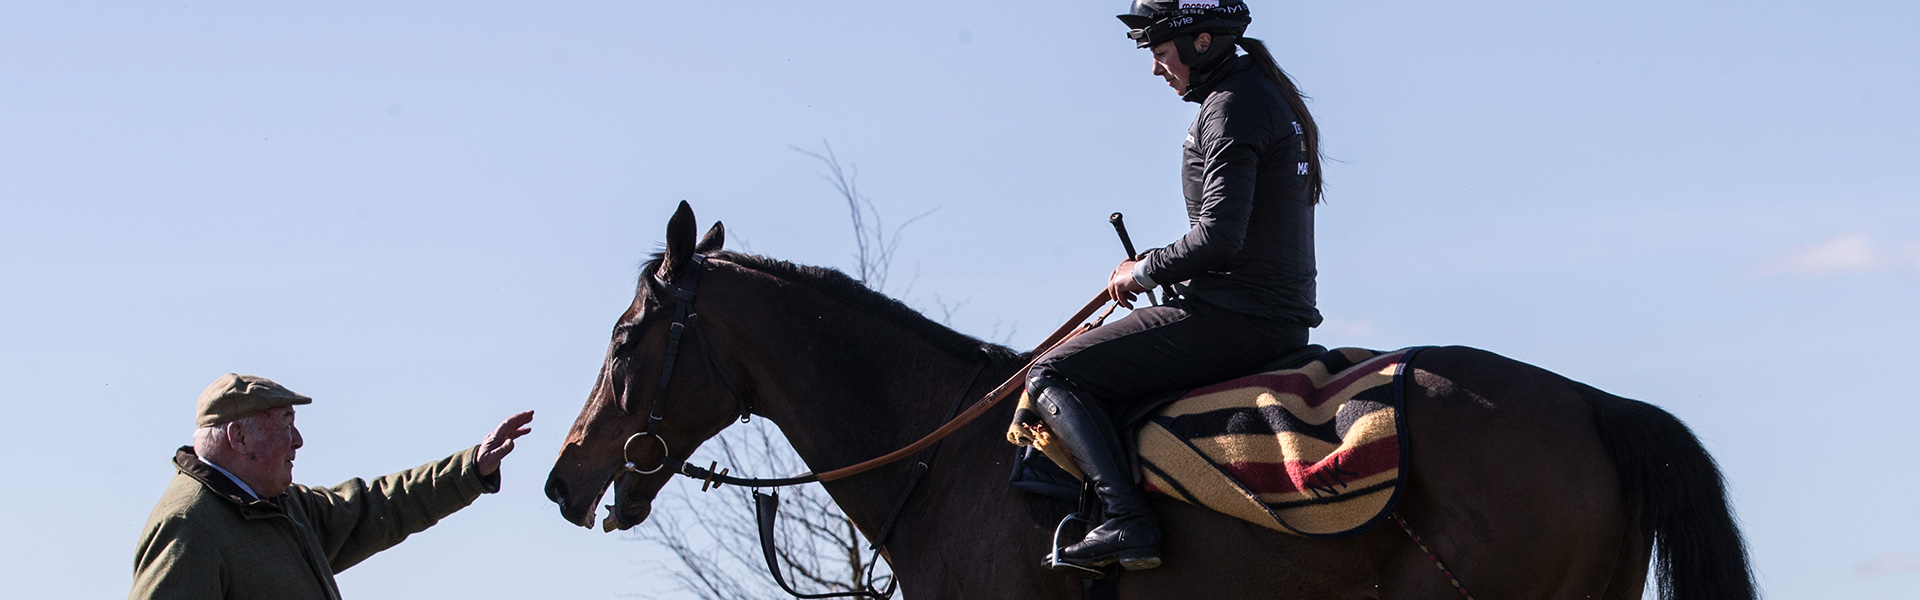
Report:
476,410,535,476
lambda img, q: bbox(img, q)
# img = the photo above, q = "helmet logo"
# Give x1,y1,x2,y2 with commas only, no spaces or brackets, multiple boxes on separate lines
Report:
1123,0,1251,48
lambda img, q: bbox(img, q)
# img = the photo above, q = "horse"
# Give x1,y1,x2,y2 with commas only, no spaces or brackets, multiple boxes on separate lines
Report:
546,202,1756,600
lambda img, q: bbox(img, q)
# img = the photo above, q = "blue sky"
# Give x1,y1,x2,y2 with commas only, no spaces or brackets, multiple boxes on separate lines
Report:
3,2,1916,598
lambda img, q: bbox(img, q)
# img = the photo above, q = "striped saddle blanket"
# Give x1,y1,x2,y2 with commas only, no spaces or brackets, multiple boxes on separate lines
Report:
1010,347,1419,538
1139,347,1417,538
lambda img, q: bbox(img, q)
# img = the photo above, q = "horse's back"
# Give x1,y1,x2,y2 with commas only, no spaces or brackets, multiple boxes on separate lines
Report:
1394,346,1646,599
1114,346,1646,599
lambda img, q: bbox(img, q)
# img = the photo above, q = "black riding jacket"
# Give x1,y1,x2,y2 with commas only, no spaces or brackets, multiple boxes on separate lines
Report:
1138,54,1322,328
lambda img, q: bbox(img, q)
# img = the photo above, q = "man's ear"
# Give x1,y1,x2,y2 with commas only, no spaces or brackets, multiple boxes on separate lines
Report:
223,421,249,453
1195,32,1212,53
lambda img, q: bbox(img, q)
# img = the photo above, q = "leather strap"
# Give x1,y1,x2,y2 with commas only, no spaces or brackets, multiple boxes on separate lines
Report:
815,291,1115,482
868,360,988,549
665,288,1117,488
756,490,896,599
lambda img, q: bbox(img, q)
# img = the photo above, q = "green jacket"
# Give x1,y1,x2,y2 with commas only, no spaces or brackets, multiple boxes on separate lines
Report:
130,446,500,600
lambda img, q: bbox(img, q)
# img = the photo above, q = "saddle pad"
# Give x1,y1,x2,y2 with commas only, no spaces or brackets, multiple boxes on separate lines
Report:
1136,347,1418,538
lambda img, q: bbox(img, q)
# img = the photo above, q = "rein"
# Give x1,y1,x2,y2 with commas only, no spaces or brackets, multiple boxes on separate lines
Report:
621,253,1116,488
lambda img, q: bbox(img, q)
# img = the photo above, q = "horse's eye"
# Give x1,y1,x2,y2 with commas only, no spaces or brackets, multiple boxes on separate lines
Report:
611,324,637,352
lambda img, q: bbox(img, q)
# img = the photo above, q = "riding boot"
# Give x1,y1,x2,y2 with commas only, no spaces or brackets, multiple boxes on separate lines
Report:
1032,379,1163,571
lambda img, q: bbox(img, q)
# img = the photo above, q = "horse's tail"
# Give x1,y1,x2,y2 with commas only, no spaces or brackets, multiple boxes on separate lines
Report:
1593,394,1756,600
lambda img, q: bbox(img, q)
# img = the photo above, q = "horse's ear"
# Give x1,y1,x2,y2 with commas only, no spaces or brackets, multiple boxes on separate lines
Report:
661,200,697,281
695,221,725,254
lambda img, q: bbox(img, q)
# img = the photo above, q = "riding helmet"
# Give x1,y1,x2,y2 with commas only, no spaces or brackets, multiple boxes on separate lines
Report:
1116,0,1253,49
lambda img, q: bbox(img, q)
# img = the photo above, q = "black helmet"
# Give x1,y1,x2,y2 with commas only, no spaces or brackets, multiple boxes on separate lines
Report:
1117,0,1252,49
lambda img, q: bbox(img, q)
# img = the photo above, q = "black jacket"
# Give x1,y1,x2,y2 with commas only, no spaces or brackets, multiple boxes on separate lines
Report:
1139,54,1321,328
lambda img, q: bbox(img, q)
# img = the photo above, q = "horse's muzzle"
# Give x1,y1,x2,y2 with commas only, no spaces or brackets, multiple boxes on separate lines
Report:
545,465,610,529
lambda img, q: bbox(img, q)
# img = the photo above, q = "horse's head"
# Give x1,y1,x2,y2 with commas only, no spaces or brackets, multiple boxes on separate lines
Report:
545,201,743,531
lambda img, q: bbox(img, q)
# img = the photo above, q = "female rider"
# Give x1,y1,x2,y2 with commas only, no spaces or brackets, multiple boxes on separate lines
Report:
1027,0,1324,573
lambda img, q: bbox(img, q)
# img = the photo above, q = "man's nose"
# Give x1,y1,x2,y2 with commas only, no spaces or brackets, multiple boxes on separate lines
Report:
291,426,304,450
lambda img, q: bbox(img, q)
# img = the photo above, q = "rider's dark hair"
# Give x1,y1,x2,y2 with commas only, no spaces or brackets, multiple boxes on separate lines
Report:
1235,37,1323,204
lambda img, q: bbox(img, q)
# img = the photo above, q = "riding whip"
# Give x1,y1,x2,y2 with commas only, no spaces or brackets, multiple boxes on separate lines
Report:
1108,212,1159,306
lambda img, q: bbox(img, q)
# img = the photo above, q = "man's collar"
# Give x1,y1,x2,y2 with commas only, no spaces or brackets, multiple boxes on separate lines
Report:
172,447,282,512
196,455,261,500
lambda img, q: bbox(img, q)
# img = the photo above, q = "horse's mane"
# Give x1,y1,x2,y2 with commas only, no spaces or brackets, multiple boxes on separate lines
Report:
645,250,1019,363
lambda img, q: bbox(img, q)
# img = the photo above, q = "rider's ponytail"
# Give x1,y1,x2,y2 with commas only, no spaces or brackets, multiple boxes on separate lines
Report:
1237,37,1323,204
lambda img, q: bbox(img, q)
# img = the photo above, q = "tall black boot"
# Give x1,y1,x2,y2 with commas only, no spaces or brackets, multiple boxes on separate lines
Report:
1032,379,1163,571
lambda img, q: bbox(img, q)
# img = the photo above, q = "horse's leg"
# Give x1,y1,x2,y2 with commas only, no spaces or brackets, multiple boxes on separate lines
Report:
1384,347,1628,599
893,462,1088,600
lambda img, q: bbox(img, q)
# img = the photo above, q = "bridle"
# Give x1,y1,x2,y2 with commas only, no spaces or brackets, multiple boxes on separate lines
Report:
618,252,758,478
613,252,1115,599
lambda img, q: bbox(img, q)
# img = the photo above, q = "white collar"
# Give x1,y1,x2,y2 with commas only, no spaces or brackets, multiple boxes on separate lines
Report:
197,456,262,500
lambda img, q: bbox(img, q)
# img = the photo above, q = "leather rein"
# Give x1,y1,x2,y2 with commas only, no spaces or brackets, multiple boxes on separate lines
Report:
616,253,1115,598
619,253,1114,488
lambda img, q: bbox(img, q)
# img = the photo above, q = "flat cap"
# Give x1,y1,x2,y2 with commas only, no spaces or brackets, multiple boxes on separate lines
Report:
197,373,312,427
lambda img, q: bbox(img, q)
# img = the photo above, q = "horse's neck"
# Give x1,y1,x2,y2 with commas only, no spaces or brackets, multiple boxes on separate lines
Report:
766,349,1032,578
722,286,1015,535
754,331,986,484
736,308,1044,596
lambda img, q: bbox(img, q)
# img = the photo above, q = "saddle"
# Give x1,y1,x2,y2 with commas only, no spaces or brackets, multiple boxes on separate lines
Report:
1007,346,1420,538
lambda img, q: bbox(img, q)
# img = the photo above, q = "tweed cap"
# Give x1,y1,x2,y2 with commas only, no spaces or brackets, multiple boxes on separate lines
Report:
197,373,312,427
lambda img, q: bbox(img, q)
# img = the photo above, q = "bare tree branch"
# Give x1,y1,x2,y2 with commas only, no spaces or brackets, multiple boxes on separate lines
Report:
789,140,939,294
930,294,968,325
629,419,893,600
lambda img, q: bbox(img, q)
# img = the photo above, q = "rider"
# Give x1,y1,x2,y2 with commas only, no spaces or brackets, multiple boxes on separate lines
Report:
1027,0,1324,572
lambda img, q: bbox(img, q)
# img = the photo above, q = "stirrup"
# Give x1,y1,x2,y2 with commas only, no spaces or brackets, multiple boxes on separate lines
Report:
1044,482,1116,579
1044,511,1112,579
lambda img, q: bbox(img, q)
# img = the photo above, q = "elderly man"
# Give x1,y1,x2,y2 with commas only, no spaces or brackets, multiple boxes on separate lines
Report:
130,373,534,600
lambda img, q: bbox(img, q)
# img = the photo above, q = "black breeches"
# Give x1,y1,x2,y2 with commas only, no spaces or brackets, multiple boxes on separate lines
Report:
1028,299,1308,416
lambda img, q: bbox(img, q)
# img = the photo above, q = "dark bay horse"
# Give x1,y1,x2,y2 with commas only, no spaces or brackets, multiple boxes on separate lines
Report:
547,202,1755,600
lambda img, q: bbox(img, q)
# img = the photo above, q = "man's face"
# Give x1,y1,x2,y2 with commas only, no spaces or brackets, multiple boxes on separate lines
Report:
235,407,303,494
1150,40,1192,95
